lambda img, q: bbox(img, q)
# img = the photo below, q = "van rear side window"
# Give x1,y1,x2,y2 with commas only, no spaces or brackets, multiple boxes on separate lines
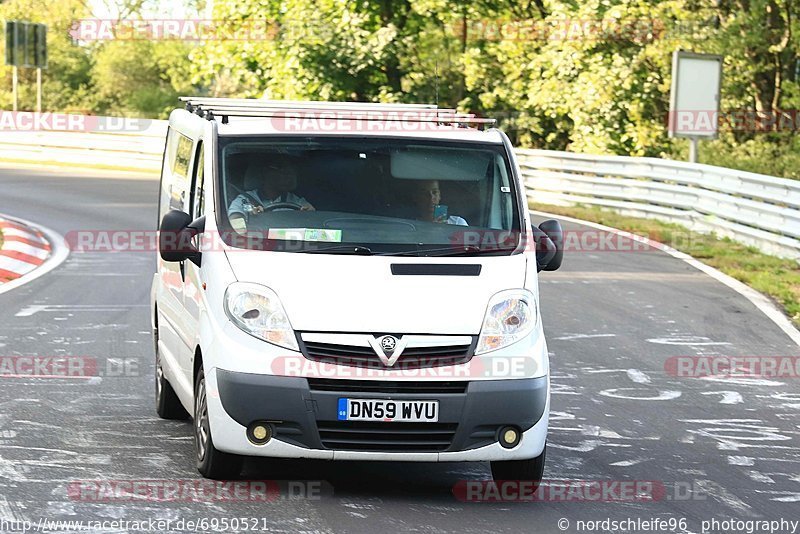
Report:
164,132,194,212
173,134,193,176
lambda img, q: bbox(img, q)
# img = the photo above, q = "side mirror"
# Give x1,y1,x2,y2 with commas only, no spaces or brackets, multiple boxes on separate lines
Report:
159,211,205,266
538,219,563,271
533,226,555,272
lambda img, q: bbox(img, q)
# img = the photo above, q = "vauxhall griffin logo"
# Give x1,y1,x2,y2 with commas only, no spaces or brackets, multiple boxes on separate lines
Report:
369,335,406,366
380,336,398,354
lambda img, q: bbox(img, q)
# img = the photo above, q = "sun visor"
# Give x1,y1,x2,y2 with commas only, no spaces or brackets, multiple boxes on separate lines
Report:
390,147,492,181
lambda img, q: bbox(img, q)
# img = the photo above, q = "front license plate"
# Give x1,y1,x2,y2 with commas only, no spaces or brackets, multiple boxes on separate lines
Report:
337,398,439,422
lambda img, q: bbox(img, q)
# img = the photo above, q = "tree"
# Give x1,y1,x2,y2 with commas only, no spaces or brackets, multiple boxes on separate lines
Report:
0,0,92,111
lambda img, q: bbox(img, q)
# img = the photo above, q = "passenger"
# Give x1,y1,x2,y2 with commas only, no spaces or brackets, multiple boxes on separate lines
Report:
229,156,315,230
413,180,468,226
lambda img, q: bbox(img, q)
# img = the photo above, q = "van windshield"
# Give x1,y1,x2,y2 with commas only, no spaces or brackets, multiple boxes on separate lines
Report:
216,136,522,255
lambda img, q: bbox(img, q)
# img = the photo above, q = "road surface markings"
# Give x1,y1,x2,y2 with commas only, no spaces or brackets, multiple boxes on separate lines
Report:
553,333,616,341
14,305,148,317
531,209,800,347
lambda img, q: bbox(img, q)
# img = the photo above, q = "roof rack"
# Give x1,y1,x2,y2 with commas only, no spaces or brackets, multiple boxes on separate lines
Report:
177,97,496,129
179,97,440,111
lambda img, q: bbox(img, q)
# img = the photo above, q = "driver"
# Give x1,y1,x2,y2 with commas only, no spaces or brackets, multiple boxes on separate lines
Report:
228,156,315,230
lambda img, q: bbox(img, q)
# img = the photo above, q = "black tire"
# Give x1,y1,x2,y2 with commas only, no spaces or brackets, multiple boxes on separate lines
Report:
490,445,546,483
154,323,189,420
195,367,243,480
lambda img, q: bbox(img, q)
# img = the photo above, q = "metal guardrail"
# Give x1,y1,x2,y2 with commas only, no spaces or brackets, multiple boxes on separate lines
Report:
517,149,800,260
1,114,798,259
0,117,167,172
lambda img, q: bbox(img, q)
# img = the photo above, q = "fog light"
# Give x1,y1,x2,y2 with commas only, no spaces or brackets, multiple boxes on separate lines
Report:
499,426,520,449
247,422,273,445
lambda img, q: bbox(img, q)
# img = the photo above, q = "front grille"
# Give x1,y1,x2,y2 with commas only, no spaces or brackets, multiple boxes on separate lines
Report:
317,421,458,452
307,378,468,394
400,344,473,368
301,338,475,369
303,342,376,366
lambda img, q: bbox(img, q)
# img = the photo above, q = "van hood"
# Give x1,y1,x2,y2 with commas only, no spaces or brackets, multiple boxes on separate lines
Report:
224,251,527,334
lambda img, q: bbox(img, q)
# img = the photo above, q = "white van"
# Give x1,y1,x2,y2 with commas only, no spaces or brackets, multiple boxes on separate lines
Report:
151,98,563,481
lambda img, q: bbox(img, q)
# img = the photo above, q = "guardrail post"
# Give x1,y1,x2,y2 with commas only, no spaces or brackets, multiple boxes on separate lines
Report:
689,138,699,163
12,66,18,112
36,67,42,113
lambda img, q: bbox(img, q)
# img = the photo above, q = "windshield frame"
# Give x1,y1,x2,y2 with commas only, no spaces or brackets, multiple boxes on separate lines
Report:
212,134,528,256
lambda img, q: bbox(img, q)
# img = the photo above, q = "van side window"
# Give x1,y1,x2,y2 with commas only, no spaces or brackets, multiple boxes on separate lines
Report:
168,133,193,211
495,156,513,229
174,135,192,177
190,141,205,219
157,126,173,223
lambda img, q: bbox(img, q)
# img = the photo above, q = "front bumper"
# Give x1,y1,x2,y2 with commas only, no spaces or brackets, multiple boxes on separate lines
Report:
205,368,549,461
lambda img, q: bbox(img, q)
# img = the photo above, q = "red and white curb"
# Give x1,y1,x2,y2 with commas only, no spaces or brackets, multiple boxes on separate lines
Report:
0,218,51,280
0,215,69,295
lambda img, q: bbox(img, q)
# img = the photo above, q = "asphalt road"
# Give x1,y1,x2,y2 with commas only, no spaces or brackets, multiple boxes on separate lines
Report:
1,166,799,534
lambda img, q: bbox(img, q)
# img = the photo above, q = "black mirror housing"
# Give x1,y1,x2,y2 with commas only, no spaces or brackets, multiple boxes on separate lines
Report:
159,210,204,265
538,219,563,271
533,227,556,272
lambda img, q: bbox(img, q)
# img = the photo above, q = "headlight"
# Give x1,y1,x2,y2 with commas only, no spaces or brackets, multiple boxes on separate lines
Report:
224,282,299,351
475,290,537,355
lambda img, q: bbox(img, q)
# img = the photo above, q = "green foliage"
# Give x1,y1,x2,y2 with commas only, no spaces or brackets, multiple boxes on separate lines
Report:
693,132,800,180
89,40,195,118
1,0,196,117
478,1,726,154
2,0,799,179
0,0,92,111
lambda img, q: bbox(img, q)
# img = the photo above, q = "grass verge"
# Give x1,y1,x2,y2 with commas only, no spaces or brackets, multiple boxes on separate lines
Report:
530,202,800,328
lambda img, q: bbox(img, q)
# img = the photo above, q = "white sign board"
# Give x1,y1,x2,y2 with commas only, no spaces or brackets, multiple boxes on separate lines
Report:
668,51,723,138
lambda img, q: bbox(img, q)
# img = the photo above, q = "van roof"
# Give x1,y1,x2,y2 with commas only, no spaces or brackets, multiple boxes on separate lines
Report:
176,97,505,144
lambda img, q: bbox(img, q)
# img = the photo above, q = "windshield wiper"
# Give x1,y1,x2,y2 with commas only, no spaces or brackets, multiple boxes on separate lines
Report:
382,245,510,257
300,244,374,255
301,243,514,257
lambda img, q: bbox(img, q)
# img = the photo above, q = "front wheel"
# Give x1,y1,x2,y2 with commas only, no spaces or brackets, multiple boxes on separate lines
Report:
490,445,546,483
195,368,243,479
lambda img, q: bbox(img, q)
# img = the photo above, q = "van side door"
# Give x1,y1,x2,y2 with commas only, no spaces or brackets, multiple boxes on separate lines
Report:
156,129,194,396
181,139,206,386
